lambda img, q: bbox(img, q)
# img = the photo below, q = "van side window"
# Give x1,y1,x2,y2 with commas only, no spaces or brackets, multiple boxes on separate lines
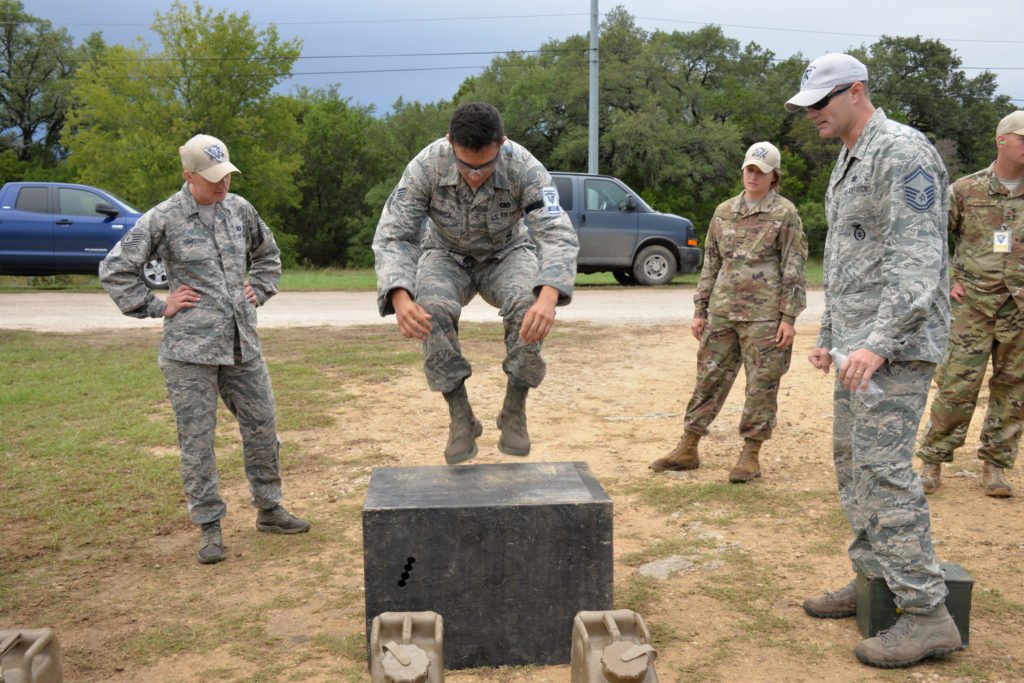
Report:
584,179,628,212
59,188,106,217
553,176,572,211
14,187,49,214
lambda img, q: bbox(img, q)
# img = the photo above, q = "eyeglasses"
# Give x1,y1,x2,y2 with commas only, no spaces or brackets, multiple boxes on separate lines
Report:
453,151,500,174
808,83,854,111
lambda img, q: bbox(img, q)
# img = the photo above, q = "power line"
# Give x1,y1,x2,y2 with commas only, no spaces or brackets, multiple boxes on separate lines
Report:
8,47,1024,74
14,10,1024,46
632,16,1024,45
0,13,590,28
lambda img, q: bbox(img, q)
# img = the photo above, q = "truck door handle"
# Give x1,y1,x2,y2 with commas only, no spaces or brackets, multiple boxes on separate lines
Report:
580,214,586,226
56,219,73,226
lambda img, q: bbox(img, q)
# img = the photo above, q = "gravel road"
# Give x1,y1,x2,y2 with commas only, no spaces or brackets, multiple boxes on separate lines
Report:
0,288,825,332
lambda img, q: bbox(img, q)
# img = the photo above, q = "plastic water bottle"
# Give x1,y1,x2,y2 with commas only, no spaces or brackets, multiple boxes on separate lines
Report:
829,348,884,408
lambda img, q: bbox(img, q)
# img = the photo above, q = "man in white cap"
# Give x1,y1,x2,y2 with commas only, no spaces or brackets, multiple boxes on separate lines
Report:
650,141,807,483
916,111,1024,498
788,55,963,668
100,134,310,565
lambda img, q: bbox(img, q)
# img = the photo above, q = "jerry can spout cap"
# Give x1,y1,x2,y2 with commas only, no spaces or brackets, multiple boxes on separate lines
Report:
381,640,431,683
600,640,656,682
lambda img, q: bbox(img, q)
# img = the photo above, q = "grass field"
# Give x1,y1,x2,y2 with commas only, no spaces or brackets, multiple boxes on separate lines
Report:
0,261,824,293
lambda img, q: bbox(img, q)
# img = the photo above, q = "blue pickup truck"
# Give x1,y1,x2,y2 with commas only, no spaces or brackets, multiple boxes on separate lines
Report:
0,181,166,288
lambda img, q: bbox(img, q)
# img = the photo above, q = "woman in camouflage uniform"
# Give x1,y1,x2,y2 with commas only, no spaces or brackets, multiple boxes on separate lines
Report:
650,142,808,482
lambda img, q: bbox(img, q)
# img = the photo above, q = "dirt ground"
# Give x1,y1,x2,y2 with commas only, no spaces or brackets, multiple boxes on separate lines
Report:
6,321,1024,682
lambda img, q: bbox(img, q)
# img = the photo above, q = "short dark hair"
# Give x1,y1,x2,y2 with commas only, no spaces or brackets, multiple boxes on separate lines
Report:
449,102,504,150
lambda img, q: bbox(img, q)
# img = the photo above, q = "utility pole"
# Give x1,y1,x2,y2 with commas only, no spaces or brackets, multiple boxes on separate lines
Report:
588,0,599,174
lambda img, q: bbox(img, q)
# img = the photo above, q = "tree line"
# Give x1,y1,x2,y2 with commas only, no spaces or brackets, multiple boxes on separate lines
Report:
1,1,1015,265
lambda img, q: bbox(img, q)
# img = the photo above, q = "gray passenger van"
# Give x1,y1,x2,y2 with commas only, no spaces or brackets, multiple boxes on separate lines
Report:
550,172,702,285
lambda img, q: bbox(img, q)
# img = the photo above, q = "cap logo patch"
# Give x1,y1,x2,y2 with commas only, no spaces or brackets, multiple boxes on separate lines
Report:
752,147,768,160
204,144,225,162
801,66,816,86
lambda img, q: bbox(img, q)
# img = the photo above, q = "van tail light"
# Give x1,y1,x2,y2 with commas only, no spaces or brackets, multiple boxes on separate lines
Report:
687,239,698,247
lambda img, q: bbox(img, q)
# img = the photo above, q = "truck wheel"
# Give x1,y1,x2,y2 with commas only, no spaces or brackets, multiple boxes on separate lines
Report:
142,258,168,289
612,270,637,286
632,245,677,286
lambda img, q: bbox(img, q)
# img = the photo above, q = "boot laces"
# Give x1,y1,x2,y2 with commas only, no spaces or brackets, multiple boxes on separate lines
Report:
821,581,855,604
825,588,848,601
878,614,917,644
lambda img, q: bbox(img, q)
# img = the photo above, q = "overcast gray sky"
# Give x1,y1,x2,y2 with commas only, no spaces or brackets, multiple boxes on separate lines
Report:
28,0,1024,115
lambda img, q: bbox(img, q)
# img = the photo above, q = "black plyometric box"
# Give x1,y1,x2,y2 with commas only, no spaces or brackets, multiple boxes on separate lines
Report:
855,559,973,646
362,461,613,669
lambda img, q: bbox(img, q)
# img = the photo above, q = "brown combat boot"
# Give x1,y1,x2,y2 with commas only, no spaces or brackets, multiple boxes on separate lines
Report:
728,438,762,483
496,382,531,456
443,384,482,465
982,461,1013,498
649,432,700,472
920,462,942,494
854,604,962,668
803,578,857,618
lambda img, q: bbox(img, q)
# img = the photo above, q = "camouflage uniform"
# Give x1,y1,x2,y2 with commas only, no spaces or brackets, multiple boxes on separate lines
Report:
686,190,808,441
373,138,579,393
99,186,284,525
918,163,1024,469
819,109,950,613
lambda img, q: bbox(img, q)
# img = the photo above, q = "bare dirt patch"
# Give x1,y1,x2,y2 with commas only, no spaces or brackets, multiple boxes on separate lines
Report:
4,322,1023,682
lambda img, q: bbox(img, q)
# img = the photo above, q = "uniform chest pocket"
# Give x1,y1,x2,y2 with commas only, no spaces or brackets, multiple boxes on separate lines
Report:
960,199,1003,255
486,200,521,245
736,219,782,259
427,203,459,237
830,214,878,267
176,238,216,263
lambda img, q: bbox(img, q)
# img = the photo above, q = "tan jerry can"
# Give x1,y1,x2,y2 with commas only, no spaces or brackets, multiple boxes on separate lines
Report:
0,629,63,683
571,610,658,683
369,612,443,683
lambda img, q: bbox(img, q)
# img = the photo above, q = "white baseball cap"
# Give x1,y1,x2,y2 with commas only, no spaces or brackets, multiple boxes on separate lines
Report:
785,53,869,112
741,142,781,173
179,134,240,182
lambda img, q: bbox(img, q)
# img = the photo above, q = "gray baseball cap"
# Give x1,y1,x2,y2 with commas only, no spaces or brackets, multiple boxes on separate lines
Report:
785,53,868,112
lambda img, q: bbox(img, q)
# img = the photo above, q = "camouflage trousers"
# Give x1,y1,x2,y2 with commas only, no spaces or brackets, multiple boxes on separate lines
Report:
159,354,282,525
833,360,947,613
415,246,546,394
683,318,791,441
918,297,1024,469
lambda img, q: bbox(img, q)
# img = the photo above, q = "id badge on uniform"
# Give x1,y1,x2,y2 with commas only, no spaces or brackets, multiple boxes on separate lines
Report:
993,229,1011,254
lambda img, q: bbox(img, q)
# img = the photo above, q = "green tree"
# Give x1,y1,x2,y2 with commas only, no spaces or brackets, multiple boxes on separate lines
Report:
286,87,387,267
62,1,302,258
0,0,100,168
